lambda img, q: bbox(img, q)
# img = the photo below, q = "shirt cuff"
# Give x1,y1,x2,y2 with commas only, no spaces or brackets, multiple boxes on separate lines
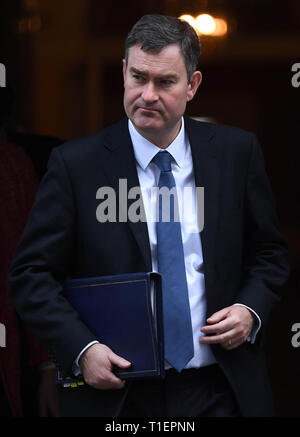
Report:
72,341,99,376
233,303,261,344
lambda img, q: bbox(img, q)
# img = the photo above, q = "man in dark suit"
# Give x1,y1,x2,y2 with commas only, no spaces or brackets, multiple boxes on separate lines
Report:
8,15,289,417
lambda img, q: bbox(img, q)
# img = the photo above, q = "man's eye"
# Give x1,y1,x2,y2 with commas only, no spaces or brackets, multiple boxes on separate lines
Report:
160,80,173,86
133,75,144,81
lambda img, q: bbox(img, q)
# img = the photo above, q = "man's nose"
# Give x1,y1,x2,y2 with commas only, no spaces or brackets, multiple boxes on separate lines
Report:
142,82,159,103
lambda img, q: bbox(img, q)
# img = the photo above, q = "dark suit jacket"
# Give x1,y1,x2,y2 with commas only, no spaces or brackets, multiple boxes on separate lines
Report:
8,116,290,417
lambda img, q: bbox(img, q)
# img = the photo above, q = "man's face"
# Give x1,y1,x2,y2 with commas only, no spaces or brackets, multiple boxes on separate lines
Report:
123,43,201,144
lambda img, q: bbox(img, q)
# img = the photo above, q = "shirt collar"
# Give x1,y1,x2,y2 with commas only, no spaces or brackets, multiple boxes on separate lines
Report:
128,117,187,171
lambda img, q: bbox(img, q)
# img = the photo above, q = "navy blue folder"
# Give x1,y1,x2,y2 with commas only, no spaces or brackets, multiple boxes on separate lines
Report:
57,272,164,386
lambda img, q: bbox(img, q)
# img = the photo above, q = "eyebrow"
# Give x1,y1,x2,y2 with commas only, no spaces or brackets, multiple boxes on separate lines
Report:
129,67,178,80
130,67,146,75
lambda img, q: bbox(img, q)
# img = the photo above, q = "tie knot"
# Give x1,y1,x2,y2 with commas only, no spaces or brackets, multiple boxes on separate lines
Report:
152,151,172,172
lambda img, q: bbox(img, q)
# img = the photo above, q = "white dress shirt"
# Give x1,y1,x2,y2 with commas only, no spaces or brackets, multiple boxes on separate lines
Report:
73,117,261,374
129,117,216,369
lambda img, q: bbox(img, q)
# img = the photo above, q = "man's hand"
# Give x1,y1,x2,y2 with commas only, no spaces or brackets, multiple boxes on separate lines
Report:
200,305,255,350
79,343,131,390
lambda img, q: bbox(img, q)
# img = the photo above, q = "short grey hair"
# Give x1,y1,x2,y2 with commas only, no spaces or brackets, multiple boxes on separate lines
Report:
124,14,201,81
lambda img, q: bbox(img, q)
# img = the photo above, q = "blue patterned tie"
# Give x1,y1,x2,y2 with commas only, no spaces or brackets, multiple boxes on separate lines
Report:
152,151,194,372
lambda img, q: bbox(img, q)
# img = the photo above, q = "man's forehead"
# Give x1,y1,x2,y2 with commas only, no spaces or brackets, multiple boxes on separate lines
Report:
126,43,186,73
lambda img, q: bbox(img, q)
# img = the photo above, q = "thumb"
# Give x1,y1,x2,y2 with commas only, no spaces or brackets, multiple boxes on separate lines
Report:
109,352,131,369
207,307,230,324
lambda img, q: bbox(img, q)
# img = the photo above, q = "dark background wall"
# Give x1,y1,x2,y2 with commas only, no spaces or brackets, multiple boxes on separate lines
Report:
1,0,299,417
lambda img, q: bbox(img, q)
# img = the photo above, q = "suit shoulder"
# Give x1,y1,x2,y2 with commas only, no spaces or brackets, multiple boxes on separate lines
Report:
186,116,256,142
52,118,126,162
213,123,256,144
185,117,259,160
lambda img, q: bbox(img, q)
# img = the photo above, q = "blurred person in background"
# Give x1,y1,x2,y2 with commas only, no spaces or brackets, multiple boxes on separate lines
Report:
0,86,59,416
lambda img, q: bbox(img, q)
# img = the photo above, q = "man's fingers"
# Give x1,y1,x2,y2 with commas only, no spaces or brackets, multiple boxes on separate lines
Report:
80,343,131,390
84,364,126,390
201,318,234,335
206,307,230,324
225,338,241,350
200,305,254,350
200,327,248,350
103,372,126,390
200,328,236,345
109,351,131,369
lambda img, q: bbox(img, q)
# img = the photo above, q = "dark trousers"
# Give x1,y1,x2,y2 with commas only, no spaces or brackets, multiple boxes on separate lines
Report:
120,364,241,417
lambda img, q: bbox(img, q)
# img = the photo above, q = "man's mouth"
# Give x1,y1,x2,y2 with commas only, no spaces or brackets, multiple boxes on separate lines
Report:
138,107,160,113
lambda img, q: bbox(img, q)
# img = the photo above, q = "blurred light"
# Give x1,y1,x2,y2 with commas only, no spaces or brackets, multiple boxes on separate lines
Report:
17,18,28,34
179,13,228,37
28,15,42,32
213,18,228,36
195,14,216,35
15,15,42,34
179,14,196,28
15,0,42,34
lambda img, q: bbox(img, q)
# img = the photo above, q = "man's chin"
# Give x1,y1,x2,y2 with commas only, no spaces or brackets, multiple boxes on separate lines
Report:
131,116,164,133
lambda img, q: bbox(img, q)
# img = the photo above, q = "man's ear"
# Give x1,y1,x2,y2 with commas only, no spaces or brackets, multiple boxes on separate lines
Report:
187,71,202,102
122,59,127,85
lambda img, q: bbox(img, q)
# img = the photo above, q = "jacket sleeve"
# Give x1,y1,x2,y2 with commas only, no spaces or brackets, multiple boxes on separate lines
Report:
235,134,290,329
8,147,97,377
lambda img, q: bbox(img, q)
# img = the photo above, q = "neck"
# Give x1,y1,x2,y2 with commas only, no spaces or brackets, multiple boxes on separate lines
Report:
133,119,182,149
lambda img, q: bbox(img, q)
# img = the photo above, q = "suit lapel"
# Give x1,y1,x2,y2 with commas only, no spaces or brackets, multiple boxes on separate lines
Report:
185,117,221,294
100,118,152,272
